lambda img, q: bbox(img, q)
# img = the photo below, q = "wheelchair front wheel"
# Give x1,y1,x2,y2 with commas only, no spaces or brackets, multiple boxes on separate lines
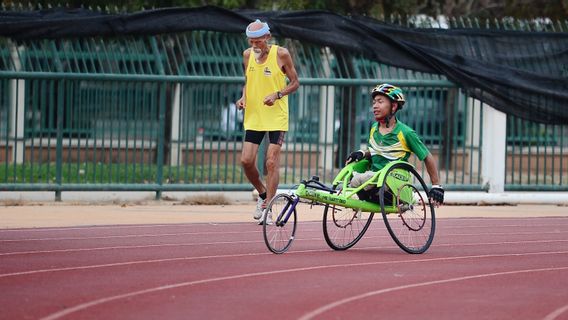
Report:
323,185,374,250
263,193,297,254
379,162,436,254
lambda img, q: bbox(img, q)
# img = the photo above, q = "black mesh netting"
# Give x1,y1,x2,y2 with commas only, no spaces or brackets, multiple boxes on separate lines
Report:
1,6,567,124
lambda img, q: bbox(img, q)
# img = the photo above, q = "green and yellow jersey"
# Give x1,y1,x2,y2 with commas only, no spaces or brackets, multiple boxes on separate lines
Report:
367,119,429,171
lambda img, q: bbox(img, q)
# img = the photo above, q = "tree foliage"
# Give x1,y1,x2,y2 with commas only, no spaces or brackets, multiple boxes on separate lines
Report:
2,0,567,19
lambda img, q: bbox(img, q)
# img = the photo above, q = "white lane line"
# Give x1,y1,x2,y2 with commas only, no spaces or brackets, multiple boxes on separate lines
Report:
2,238,568,257
3,248,567,280
439,223,568,229
442,231,568,240
39,252,568,320
0,230,266,242
2,229,566,243
1,251,274,279
0,237,319,256
298,266,568,320
0,224,232,232
543,304,568,320
0,221,322,232
1,216,566,233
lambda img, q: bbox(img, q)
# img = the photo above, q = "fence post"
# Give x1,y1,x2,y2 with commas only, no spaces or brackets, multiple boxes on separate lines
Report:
55,79,64,201
481,104,506,192
319,49,336,174
467,98,482,182
9,42,25,165
319,85,335,171
170,83,181,167
150,37,166,200
156,82,166,200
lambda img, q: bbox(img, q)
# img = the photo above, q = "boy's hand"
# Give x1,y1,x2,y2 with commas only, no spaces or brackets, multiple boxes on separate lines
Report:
345,150,365,164
429,185,444,205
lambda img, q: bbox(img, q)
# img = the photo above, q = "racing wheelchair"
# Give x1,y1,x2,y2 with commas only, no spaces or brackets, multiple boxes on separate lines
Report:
261,159,436,254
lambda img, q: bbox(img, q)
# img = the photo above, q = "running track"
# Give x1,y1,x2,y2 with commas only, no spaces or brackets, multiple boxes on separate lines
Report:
2,216,568,319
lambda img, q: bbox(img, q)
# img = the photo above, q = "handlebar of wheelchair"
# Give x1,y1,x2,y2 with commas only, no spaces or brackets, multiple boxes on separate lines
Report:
300,176,336,193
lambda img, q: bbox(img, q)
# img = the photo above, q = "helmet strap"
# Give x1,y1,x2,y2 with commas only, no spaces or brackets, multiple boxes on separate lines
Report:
381,103,396,128
385,113,393,128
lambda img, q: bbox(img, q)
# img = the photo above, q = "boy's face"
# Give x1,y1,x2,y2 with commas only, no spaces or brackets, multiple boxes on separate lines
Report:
372,94,396,121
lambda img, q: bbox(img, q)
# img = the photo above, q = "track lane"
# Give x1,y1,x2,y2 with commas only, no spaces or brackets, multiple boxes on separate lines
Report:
1,217,567,319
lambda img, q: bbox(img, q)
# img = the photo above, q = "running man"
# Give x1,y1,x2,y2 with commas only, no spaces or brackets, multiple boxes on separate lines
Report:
236,19,300,224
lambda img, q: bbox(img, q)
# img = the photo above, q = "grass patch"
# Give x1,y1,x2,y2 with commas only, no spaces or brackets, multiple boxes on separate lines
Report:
0,163,314,185
0,163,248,184
1,199,27,206
180,194,231,205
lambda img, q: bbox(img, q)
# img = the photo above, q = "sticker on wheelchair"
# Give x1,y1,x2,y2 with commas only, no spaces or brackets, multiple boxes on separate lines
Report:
385,168,413,206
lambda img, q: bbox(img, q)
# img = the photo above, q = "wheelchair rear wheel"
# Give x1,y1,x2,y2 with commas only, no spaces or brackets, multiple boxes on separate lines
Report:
379,162,435,254
323,185,374,250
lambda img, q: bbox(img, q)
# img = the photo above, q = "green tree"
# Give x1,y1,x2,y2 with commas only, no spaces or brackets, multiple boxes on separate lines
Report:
2,0,567,19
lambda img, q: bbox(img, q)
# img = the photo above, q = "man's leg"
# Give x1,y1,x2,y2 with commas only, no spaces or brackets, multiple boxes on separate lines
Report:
264,142,282,206
241,141,269,220
240,141,266,195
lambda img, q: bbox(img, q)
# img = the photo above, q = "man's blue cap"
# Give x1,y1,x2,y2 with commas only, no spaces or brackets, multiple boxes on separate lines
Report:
246,19,270,38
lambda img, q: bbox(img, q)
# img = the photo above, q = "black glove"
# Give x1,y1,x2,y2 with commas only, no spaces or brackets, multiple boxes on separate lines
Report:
429,185,444,205
346,150,365,164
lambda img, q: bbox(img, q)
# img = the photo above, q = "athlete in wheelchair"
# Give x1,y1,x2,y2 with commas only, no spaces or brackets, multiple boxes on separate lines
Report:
346,83,444,207
262,83,445,254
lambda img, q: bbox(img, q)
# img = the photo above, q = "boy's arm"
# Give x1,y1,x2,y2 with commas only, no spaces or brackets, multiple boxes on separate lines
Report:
423,154,444,205
423,154,439,185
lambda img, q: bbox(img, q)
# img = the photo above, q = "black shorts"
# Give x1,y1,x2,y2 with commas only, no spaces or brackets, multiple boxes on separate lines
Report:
244,130,286,146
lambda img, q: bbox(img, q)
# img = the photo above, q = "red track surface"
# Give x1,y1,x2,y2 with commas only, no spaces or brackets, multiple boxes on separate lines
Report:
2,216,568,320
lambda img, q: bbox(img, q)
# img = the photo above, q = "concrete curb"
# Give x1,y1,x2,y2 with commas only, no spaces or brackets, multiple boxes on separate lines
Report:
1,191,567,205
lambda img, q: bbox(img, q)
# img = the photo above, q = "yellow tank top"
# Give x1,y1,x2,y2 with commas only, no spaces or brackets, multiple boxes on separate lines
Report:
244,45,288,131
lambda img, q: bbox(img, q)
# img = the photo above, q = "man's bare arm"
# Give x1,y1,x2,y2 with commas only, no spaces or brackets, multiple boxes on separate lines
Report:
278,47,300,97
263,47,300,106
236,49,250,109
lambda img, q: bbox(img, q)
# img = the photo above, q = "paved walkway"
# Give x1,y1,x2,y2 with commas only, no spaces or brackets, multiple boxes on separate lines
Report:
0,202,566,229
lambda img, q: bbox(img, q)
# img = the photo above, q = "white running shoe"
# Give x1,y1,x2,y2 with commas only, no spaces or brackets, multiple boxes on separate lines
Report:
258,209,273,225
253,197,265,220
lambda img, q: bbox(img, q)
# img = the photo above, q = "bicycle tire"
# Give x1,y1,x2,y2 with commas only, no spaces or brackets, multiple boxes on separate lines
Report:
323,185,374,250
379,162,436,254
263,193,297,254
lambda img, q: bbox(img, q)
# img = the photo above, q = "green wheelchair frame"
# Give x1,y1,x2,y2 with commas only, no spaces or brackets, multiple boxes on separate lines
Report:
262,159,436,254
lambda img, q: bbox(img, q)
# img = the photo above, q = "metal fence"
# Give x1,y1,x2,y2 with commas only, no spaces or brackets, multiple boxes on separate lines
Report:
0,12,567,199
